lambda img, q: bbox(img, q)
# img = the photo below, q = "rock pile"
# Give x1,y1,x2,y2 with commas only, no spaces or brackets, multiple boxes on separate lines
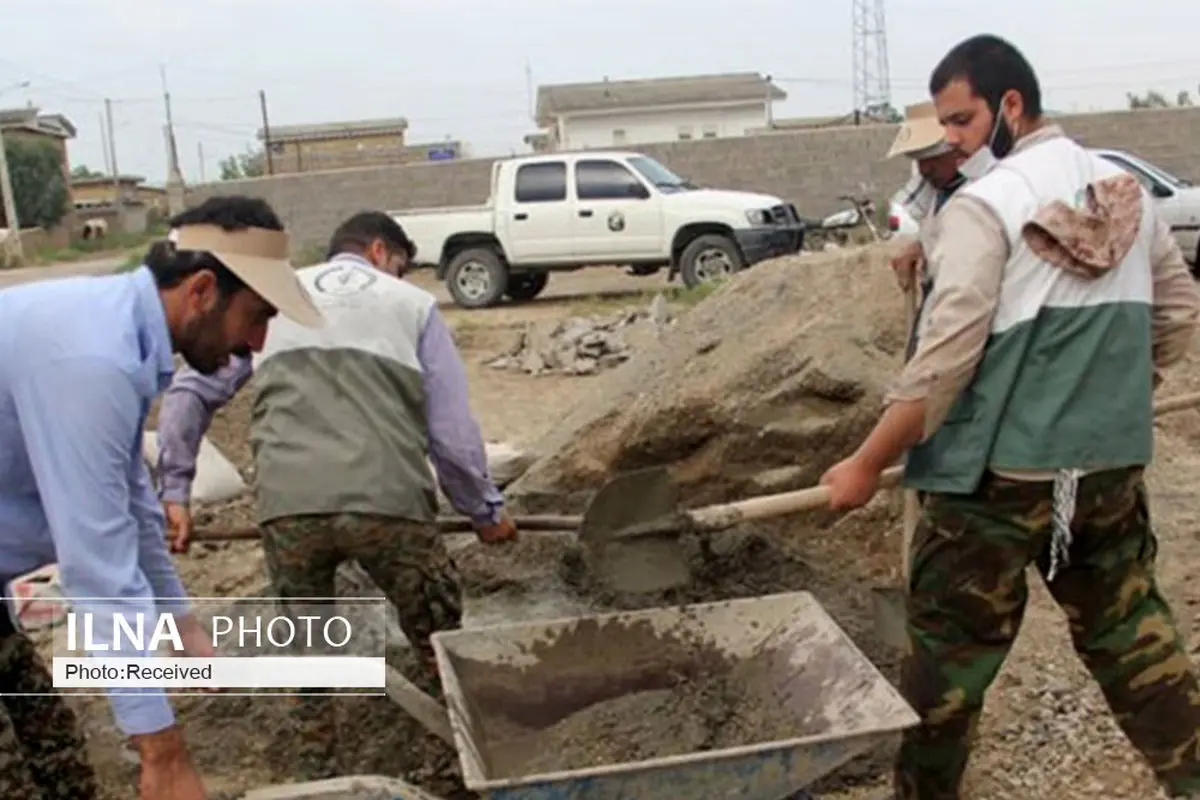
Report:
487,296,673,376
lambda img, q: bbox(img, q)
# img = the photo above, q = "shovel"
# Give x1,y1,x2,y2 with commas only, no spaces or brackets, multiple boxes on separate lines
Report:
869,279,923,651
869,387,1200,653
577,463,906,594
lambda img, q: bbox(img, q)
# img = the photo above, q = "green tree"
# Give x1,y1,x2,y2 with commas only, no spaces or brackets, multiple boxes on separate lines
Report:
70,164,105,179
1,138,69,230
1127,89,1194,109
218,148,266,180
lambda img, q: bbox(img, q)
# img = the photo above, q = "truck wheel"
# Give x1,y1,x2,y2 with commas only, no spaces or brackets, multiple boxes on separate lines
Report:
679,234,744,289
446,248,508,309
505,272,549,302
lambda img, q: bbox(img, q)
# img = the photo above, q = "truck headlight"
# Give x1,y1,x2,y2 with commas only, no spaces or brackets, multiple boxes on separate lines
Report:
745,209,771,226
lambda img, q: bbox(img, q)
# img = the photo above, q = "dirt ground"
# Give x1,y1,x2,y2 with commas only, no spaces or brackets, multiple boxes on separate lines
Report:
59,261,1200,799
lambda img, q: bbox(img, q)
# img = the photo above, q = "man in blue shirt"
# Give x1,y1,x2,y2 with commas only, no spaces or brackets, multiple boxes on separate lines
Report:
0,195,321,800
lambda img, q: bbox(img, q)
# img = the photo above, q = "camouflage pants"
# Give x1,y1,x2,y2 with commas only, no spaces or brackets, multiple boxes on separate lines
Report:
896,467,1200,799
0,621,98,799
260,513,463,780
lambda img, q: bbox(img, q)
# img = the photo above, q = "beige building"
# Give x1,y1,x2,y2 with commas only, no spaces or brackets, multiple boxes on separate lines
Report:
72,174,167,213
255,117,467,175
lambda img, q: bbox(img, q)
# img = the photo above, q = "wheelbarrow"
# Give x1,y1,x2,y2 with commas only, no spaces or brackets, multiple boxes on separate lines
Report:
242,774,445,799
428,591,919,800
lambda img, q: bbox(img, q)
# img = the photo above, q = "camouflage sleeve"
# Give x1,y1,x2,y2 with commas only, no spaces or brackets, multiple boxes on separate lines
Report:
884,195,1008,441
1148,214,1200,382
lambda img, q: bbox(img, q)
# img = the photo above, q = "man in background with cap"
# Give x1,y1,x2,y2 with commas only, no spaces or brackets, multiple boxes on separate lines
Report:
155,210,515,781
0,194,321,800
885,101,967,297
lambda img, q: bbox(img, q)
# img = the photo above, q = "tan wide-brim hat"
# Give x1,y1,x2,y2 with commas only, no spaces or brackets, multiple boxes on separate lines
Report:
887,101,951,159
175,224,323,328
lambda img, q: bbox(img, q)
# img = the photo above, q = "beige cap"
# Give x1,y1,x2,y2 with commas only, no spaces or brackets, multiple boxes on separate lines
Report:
175,224,323,328
887,101,950,159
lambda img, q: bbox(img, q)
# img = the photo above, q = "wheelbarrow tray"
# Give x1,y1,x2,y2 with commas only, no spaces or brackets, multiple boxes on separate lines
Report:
431,591,919,800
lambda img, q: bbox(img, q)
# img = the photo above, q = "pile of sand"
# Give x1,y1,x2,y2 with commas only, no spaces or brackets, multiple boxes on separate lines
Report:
507,244,911,513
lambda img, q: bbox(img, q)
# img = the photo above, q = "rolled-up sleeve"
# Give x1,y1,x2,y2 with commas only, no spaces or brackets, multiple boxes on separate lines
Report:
156,357,252,504
885,195,1009,439
417,308,504,525
12,358,176,736
1147,214,1200,380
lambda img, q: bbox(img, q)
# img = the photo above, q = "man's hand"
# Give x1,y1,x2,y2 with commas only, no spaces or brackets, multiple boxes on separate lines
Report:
820,455,883,512
890,239,925,291
175,613,220,694
475,510,518,544
176,614,214,659
134,726,207,800
163,502,192,554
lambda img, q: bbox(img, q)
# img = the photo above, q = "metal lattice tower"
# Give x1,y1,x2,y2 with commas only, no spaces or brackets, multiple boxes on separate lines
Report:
851,0,892,117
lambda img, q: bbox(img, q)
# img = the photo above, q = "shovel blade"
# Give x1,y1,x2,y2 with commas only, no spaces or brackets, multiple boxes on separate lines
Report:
870,586,910,653
579,466,692,594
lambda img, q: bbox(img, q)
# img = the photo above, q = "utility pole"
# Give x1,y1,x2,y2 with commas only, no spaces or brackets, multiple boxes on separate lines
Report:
160,64,181,179
0,80,30,264
524,61,535,121
197,142,205,183
98,111,111,174
259,90,274,176
105,98,120,204
0,126,22,264
764,73,775,129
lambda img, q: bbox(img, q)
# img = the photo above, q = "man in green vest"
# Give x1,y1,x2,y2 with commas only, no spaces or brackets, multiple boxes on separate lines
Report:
821,34,1200,799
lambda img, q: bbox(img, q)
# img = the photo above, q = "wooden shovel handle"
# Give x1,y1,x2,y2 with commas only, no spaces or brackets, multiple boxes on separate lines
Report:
190,514,582,543
689,464,905,531
900,489,920,583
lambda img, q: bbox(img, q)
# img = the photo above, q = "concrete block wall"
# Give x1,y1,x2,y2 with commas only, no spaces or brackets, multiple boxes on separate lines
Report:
188,106,1200,253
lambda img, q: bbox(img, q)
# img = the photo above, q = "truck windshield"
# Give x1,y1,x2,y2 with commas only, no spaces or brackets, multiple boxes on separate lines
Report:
1133,157,1192,188
628,156,693,193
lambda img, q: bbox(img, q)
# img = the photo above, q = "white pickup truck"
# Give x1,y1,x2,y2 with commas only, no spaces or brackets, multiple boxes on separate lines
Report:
392,150,805,308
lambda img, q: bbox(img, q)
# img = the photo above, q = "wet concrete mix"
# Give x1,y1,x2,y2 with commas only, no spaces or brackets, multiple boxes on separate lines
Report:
454,614,837,780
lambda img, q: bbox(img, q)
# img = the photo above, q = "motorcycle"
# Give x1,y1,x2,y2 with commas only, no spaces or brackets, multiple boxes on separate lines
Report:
800,190,885,249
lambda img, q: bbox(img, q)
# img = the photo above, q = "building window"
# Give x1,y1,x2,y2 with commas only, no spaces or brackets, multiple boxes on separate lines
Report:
575,159,648,200
514,161,567,203
612,128,627,145
701,124,718,139
677,126,693,141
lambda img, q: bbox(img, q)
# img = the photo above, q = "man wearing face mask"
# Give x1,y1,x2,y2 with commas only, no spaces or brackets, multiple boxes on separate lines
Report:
0,195,323,800
820,34,1200,798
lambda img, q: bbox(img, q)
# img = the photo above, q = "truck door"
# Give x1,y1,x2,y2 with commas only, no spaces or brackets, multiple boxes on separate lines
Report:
571,159,663,260
501,160,577,263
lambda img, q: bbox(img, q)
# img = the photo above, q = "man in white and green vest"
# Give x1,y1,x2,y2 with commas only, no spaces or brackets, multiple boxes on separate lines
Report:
821,34,1200,799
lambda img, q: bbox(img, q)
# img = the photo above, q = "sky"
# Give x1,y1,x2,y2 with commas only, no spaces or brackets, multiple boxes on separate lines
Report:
2,0,1199,185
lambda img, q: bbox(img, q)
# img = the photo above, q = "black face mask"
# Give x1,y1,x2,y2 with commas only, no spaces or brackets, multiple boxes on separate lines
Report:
989,105,1016,159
